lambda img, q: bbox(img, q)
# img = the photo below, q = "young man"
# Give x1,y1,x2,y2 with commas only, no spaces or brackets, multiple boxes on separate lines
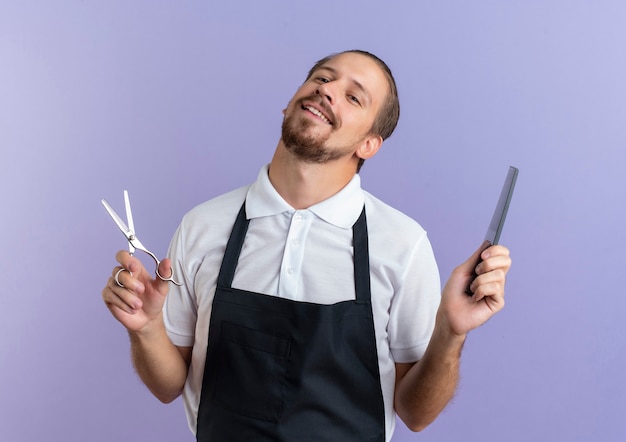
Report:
102,50,511,441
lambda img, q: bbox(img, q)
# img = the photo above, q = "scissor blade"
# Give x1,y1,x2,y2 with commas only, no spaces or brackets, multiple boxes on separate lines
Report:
123,190,136,254
101,198,132,240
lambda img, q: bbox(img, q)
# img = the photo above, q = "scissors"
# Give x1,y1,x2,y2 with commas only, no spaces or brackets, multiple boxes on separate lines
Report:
101,190,182,286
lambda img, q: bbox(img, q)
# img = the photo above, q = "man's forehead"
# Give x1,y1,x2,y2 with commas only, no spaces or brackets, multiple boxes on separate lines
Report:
314,53,388,102
317,52,382,77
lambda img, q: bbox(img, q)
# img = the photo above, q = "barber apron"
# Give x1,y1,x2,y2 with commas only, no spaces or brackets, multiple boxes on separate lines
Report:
196,203,385,441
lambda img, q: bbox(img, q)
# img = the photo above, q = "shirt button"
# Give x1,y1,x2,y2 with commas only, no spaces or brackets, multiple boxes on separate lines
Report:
294,213,303,222
287,267,294,275
292,239,300,247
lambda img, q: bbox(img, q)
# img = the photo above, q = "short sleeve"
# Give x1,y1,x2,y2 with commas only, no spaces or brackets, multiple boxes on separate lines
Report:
163,222,197,348
387,233,441,363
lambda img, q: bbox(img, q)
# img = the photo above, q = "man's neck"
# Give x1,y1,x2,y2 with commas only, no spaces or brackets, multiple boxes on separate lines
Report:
268,142,358,210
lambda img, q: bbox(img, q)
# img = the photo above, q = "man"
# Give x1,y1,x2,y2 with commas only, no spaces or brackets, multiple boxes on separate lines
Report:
102,50,511,441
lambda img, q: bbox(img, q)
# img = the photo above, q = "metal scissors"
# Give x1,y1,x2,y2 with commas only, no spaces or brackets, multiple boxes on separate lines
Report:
101,190,182,286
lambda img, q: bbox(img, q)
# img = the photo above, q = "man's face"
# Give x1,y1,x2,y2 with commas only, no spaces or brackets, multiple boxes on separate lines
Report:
281,52,388,164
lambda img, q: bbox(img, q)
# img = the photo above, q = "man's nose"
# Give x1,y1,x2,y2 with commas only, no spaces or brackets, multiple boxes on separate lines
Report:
315,81,334,104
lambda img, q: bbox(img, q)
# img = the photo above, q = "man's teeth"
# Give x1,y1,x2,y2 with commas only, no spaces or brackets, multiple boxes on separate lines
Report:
305,106,331,124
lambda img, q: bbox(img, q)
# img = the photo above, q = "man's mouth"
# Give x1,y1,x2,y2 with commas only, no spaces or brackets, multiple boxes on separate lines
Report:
301,104,333,125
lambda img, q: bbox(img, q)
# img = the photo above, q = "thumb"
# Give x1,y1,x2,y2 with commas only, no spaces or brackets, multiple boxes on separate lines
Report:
154,257,174,295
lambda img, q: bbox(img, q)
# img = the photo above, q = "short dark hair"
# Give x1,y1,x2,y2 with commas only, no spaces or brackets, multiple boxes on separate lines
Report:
305,50,400,171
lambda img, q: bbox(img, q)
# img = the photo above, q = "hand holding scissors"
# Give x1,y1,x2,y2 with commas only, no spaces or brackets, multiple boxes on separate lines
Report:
101,190,182,286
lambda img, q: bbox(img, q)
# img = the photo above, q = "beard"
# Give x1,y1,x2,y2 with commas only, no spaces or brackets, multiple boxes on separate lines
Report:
281,101,351,164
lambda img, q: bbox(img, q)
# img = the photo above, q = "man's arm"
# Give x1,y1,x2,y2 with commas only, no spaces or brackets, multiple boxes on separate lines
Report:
129,322,192,403
103,251,192,403
394,243,511,431
394,313,465,431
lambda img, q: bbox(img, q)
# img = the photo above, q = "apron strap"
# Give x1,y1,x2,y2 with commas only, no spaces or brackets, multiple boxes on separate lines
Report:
352,207,371,303
216,203,249,288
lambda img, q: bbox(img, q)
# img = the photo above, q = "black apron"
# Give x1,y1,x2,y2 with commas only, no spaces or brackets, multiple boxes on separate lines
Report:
196,203,385,441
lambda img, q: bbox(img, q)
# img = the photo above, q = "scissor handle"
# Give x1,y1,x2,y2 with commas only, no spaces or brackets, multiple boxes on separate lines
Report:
155,266,183,286
141,248,183,286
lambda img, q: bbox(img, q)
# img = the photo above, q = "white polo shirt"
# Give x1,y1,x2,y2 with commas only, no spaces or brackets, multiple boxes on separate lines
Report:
164,165,441,441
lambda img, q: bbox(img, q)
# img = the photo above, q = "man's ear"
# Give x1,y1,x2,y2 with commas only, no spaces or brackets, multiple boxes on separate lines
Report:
356,134,383,160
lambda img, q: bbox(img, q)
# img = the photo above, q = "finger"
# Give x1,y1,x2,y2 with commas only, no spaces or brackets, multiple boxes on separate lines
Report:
154,258,174,294
473,269,506,291
457,240,491,275
476,254,512,276
103,277,143,314
115,250,133,268
111,266,129,288
110,266,145,293
115,250,154,285
472,281,506,311
471,269,506,301
480,244,510,261
472,240,492,266
454,241,491,295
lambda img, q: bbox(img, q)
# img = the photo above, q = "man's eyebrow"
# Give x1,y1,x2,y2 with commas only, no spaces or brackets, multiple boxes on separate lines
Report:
315,66,372,104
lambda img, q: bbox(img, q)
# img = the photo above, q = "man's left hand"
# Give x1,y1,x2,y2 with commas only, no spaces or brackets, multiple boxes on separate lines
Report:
440,243,512,337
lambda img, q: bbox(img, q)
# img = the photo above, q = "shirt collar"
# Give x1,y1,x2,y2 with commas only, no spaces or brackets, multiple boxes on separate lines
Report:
246,164,365,229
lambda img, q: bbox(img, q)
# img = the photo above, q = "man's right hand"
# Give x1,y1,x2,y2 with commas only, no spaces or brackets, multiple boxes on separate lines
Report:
102,250,172,333
102,251,190,403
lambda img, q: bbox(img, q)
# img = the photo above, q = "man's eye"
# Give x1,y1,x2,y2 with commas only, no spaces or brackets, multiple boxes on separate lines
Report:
349,95,361,105
317,77,329,83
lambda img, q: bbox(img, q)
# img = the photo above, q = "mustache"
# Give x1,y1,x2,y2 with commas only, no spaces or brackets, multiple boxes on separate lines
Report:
299,96,337,126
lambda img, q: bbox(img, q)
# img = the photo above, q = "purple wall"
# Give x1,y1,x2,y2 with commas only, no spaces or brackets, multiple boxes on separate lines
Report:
2,1,625,440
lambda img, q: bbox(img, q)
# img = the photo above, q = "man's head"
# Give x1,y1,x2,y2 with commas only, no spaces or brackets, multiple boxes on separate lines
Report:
305,50,400,143
281,50,400,172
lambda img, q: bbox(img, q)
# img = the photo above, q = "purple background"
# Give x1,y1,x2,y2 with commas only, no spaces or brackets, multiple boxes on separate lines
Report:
2,1,625,440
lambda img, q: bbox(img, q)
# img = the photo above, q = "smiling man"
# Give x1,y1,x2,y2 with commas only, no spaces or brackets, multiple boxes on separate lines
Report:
102,50,511,442
281,52,386,169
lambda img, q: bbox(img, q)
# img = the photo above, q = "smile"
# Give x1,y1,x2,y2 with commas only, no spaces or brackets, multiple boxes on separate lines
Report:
302,105,332,125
